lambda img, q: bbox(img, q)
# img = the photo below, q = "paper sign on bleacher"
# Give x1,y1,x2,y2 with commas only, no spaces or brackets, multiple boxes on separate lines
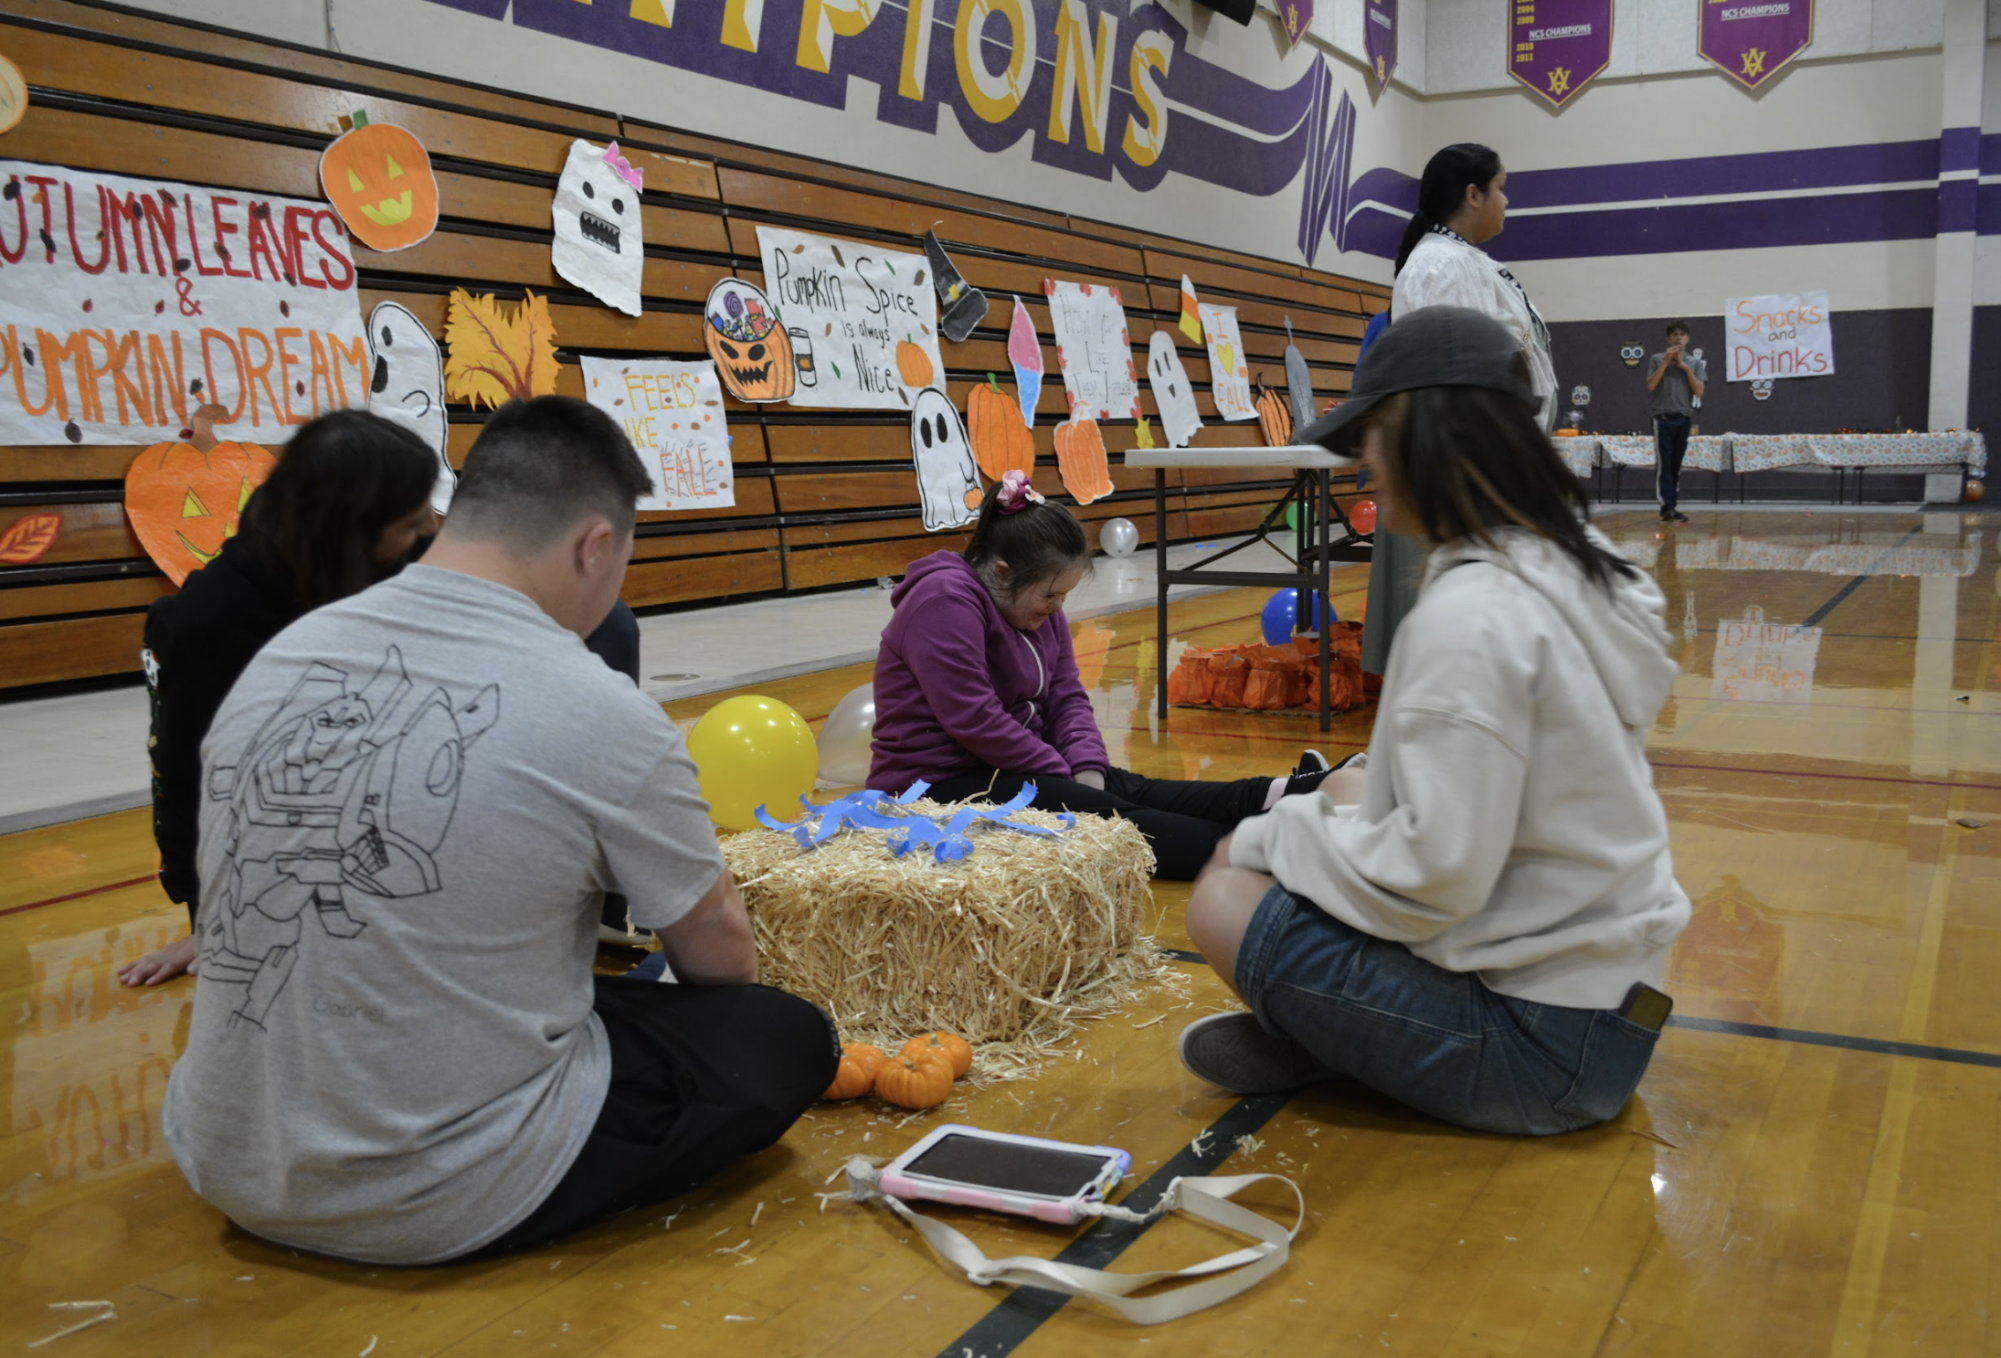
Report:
1724,291,1834,383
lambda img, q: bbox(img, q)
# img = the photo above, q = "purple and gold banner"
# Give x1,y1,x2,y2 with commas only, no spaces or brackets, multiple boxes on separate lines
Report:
1508,0,1613,109
1364,0,1396,89
1700,0,1813,90
1279,0,1314,53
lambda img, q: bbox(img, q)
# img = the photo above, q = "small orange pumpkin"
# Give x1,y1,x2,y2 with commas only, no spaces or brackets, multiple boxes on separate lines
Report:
897,339,935,388
1255,376,1293,448
900,1031,973,1079
876,1054,954,1109
1053,417,1113,505
125,405,276,586
824,1042,887,1100
319,113,439,253
966,376,1036,481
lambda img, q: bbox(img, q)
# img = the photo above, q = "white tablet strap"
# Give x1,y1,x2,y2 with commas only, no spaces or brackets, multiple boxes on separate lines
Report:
829,1157,1304,1325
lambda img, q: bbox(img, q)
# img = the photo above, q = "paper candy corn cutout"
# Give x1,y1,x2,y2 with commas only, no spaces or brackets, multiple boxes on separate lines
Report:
1178,274,1203,344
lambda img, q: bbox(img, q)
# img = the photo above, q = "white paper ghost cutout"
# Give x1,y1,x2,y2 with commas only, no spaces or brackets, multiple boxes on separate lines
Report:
910,388,980,532
1147,331,1203,450
365,301,454,512
552,139,644,317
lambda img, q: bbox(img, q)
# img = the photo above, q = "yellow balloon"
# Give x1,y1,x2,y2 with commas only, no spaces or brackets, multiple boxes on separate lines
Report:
685,695,820,831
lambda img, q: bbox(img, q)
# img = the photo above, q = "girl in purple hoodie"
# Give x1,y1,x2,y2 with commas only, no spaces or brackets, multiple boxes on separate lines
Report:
868,472,1334,880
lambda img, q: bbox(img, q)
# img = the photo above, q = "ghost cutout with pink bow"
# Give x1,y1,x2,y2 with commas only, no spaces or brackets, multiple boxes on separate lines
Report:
552,139,645,317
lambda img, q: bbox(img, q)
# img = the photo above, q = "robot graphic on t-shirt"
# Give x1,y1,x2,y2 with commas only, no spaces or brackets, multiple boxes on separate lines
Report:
202,646,499,1032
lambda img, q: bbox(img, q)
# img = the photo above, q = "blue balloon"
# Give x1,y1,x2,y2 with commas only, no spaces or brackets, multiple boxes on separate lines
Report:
1260,589,1337,645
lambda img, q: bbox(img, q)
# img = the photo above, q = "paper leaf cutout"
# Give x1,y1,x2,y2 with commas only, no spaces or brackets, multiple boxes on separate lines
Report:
0,510,60,565
1055,417,1113,505
444,288,560,410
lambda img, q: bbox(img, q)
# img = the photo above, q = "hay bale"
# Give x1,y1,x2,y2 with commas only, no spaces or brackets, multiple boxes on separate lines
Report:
723,797,1170,1078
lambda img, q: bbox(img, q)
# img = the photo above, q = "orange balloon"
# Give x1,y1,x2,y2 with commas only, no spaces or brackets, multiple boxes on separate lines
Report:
1967,479,1986,503
1350,499,1378,534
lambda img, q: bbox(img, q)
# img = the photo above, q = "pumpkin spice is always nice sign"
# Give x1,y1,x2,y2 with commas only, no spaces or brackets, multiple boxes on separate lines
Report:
753,225,945,411
0,160,369,445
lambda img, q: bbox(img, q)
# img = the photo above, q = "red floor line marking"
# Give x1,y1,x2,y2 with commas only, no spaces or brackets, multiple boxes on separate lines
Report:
2,874,157,918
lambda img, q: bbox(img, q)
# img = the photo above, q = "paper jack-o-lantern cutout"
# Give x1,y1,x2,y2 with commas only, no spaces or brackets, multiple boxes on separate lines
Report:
319,112,439,253
367,301,454,511
704,278,796,403
1147,332,1203,449
552,138,645,317
125,404,276,586
911,388,980,532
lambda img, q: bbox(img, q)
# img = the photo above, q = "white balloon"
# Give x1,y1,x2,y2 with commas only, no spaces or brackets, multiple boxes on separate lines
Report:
1102,517,1139,558
816,683,877,788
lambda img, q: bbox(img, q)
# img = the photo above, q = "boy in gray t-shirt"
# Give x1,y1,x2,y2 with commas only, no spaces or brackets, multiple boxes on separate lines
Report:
1645,319,1707,524
164,398,835,1265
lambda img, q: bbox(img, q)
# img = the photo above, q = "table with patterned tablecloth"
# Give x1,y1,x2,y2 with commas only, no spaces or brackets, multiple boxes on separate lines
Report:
1597,434,1728,471
1729,432,1987,475
1550,436,1598,478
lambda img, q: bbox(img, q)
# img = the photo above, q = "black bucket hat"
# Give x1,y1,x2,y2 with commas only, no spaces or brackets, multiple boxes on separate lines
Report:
1296,306,1537,451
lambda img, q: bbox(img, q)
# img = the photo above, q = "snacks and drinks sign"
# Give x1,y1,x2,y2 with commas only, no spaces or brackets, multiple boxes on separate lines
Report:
1724,291,1834,382
1365,0,1397,89
1700,0,1814,90
1507,0,1613,109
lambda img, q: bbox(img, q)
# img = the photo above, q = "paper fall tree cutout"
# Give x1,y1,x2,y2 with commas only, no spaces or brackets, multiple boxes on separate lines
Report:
0,509,59,564
444,289,560,410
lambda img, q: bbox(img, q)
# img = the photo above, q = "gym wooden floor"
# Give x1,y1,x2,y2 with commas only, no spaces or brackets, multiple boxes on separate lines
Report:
4,507,1997,1357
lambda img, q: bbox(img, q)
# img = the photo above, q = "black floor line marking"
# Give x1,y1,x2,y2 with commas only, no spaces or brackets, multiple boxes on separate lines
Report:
930,1093,1293,1358
1668,1014,2001,1069
1802,526,1922,627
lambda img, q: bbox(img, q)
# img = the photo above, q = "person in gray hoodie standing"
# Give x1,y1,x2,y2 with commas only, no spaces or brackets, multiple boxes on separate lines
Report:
1175,308,1690,1136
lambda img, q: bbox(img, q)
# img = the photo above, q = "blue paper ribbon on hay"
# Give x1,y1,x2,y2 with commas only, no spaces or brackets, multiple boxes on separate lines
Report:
754,781,1075,863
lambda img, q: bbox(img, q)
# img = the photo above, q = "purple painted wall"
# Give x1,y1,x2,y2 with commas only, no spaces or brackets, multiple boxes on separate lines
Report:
1546,310,1934,436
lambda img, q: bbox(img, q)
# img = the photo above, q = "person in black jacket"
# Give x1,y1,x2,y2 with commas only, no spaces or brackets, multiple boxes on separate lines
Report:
120,410,443,986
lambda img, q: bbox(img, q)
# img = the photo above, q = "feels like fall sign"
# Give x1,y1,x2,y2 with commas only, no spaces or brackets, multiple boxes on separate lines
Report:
582,357,735,512
0,159,369,444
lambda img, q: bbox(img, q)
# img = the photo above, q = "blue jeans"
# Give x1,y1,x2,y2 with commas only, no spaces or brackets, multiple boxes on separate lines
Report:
1654,413,1691,512
1236,884,1662,1136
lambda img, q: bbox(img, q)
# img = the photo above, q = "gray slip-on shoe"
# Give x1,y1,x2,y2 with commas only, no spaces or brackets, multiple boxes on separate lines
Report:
1177,1012,1339,1095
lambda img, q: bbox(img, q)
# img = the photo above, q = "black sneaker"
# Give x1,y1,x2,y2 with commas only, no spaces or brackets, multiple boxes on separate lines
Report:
1670,510,1690,523
1178,1013,1339,1094
1293,749,1330,778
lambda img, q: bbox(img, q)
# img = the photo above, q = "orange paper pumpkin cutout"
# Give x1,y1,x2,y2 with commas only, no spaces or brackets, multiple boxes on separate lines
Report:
320,113,439,253
124,405,276,586
1054,416,1113,505
966,378,1035,481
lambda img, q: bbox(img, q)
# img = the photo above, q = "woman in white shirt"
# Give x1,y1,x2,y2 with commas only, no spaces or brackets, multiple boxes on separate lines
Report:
1175,307,1688,1136
1363,144,1558,677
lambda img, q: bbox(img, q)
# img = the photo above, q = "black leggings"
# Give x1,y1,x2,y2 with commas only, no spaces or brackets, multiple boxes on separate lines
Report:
926,766,1279,881
468,977,838,1259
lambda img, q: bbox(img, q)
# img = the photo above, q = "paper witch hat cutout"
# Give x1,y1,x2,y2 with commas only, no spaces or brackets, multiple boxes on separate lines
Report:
1178,274,1203,344
1283,317,1315,430
923,229,989,344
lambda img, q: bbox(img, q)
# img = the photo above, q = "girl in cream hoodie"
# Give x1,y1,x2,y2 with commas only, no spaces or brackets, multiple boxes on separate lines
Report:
1176,307,1690,1136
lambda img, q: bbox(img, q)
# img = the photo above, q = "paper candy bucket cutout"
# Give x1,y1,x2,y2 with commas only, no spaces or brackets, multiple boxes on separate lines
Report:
755,782,1075,864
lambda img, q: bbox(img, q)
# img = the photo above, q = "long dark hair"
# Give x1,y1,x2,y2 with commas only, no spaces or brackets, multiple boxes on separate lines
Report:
236,409,440,610
1394,143,1504,276
1368,388,1634,590
962,487,1089,598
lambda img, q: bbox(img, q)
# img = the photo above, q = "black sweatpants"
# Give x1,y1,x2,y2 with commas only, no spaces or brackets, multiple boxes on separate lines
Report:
468,977,839,1259
926,766,1280,881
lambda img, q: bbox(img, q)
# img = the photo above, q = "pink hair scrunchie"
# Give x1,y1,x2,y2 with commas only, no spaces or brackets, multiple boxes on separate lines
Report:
995,469,1045,516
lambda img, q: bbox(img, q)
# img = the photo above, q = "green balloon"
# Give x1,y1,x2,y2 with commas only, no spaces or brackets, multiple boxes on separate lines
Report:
1283,502,1297,531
